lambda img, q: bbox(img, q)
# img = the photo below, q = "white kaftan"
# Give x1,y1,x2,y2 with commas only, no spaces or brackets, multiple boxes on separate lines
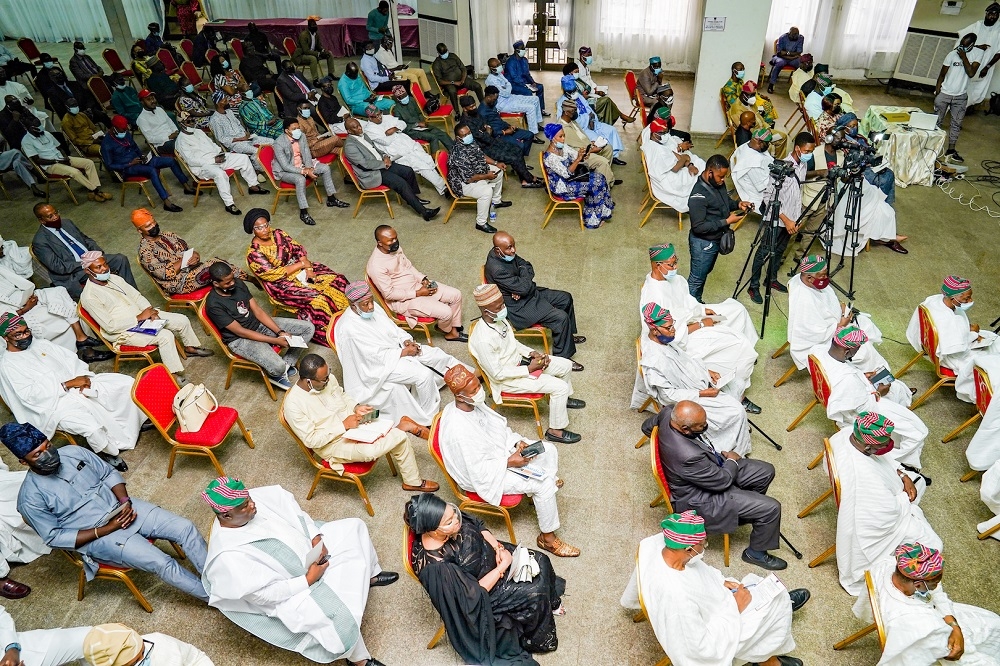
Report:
0,237,32,279
363,114,447,195
641,133,704,213
907,294,1000,403
620,533,795,665
812,345,927,469
438,402,561,533
731,142,773,211
333,306,469,427
555,93,624,157
966,357,1000,470
960,19,1000,106
639,334,751,455
978,460,1000,540
203,485,380,664
855,557,1000,666
831,428,940,596
828,178,896,256
0,339,143,456
0,265,80,352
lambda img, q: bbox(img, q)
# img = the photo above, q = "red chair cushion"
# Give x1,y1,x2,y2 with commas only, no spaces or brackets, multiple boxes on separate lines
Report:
501,391,545,400
322,459,377,474
120,344,157,352
467,491,522,507
317,154,337,164
940,366,957,378
393,312,435,324
174,406,239,446
172,286,211,302
429,103,454,117
277,181,297,189
97,562,132,572
125,175,150,183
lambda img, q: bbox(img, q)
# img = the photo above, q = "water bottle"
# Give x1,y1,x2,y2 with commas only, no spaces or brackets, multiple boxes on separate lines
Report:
489,205,497,227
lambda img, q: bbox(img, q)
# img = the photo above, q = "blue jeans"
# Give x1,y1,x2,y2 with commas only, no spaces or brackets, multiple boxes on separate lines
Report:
121,155,188,200
502,128,535,156
864,167,895,206
688,232,720,302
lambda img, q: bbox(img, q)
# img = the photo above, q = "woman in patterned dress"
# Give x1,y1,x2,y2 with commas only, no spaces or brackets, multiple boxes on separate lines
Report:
541,123,614,229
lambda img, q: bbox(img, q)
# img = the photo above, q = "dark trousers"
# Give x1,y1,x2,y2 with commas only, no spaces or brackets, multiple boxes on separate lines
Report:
687,232,721,303
379,163,425,214
750,226,791,289
440,79,484,114
155,139,175,156
502,128,535,156
730,458,781,551
404,126,453,154
533,287,577,359
121,156,188,200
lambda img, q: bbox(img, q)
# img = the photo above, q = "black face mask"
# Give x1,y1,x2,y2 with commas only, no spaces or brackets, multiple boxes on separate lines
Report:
486,99,497,108
466,108,478,117
682,427,708,440
387,240,400,253
32,448,61,475
215,284,236,295
146,224,160,237
346,69,359,80
12,334,32,350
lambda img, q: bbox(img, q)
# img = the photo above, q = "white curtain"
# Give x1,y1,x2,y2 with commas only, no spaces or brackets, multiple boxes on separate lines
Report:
595,0,704,71
122,0,166,40
509,0,535,48
0,0,112,42
827,0,917,70
765,0,833,63
471,0,512,73
202,0,387,20
556,0,573,52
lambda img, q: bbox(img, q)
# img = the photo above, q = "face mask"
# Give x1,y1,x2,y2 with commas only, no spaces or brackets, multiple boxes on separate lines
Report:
500,253,515,262
387,240,400,253
399,96,410,105
12,334,32,350
653,67,662,75
686,548,705,564
32,448,61,475
300,109,311,119
554,141,565,149
116,131,128,138
655,334,675,345
913,588,932,602
365,49,376,56
491,66,503,75
359,308,375,320
493,306,508,323
798,150,812,161
956,300,974,311
290,128,302,140
745,95,757,106
94,271,111,282
665,269,678,280
585,55,593,65
146,224,160,237
222,60,230,69
116,84,127,90
461,134,475,145
306,379,325,394
823,86,834,96
518,49,527,57
663,95,674,105
76,49,86,55
440,52,449,59
735,70,745,80
184,84,194,93
68,106,80,114
44,62,55,69
811,277,830,289
464,387,486,406
567,110,578,121
572,72,581,80
346,69,359,79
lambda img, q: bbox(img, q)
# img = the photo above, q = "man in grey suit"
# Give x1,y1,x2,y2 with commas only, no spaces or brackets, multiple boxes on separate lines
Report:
343,117,440,221
271,118,349,226
643,400,787,571
30,203,135,301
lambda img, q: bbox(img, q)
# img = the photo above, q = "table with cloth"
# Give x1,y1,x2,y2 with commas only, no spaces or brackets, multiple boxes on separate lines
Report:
210,18,419,58
858,105,947,188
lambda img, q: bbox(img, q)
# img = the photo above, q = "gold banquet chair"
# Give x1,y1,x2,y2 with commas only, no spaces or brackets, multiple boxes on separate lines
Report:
634,337,661,449
833,570,887,654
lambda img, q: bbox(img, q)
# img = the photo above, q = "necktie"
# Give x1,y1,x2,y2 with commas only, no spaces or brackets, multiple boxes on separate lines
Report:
293,75,309,95
58,229,88,258
699,435,725,467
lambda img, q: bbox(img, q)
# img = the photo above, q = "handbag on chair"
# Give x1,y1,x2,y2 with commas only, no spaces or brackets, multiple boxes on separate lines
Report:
172,383,218,433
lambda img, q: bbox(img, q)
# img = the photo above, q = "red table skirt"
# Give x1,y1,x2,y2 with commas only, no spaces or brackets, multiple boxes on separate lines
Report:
211,17,419,58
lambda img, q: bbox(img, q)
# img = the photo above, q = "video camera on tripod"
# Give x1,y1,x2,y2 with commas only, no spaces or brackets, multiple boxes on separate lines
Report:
767,159,797,180
824,129,885,180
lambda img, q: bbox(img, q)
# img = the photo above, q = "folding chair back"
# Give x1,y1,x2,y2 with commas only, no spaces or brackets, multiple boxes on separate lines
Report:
648,426,674,513
231,38,245,61
180,61,210,92
17,38,42,65
823,437,842,508
156,48,180,75
808,353,833,407
102,48,132,78
180,39,195,61
88,76,113,112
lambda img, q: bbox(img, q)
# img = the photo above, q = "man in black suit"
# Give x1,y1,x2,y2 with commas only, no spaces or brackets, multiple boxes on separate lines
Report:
276,60,316,115
484,231,584,367
30,203,135,300
643,400,786,570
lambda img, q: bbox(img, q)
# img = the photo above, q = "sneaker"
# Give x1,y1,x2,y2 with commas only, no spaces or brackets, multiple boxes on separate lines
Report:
768,280,788,293
747,287,763,304
268,374,293,390
947,150,964,163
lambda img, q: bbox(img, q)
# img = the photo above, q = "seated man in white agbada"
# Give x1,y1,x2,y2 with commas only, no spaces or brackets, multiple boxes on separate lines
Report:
978,459,1000,541
639,303,750,455
635,242,760,414
363,105,447,196
334,280,470,427
0,234,112,363
855,543,1000,666
0,313,145,471
830,412,940,597
439,365,580,558
620,511,808,666
811,326,928,470
640,118,702,214
829,178,904,257
469,283,583,444
201,476,396,666
787,254,895,373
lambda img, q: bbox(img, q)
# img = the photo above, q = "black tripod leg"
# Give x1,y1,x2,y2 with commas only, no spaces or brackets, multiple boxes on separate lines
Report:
780,531,804,559
748,418,781,451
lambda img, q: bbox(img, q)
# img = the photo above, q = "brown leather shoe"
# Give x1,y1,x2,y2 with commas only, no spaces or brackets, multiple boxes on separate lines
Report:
397,415,430,440
402,479,440,492
0,577,31,599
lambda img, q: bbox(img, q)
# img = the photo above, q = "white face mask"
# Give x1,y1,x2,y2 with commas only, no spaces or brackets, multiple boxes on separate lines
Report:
491,67,502,75
956,300,974,311
746,95,757,106
290,128,302,140
76,49,86,55
300,108,311,119
666,269,678,279
93,271,111,282
518,49,527,57
798,150,812,161
491,306,508,323
365,49,376,56
554,141,565,149
468,387,487,406
306,379,325,394
68,106,80,114
687,548,705,564
399,96,410,105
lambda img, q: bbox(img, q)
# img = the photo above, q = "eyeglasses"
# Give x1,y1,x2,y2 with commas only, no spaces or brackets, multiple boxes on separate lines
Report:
252,223,269,230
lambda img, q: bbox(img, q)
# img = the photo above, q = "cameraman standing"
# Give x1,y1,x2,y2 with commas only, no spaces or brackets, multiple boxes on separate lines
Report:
935,32,983,164
748,132,818,304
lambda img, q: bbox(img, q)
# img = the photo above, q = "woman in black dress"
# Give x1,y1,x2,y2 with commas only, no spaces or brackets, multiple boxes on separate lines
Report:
405,493,566,666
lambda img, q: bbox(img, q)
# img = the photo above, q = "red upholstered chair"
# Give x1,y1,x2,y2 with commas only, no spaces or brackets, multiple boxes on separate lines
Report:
772,39,797,82
197,300,278,401
180,61,211,93
402,523,447,649
366,276,434,345
61,539,186,613
78,305,161,372
277,402,397,515
87,75,114,113
25,154,78,205
138,262,210,314
428,412,523,542
341,151,398,218
156,48,180,76
946,364,992,445
538,152,584,231
786,353,832,434
435,149,478,224
622,71,640,125
410,85,453,132
17,38,44,67
180,39,195,61
132,363,255,478
633,337,662,449
106,165,157,208
898,304,958,409
230,38,245,61
173,151,244,208
799,437,842,568
635,88,648,126
258,144,321,213
499,111,526,129
102,48,135,83
650,425,731,567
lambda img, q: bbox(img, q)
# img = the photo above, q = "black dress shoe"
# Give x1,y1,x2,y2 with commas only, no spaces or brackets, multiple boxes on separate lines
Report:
99,453,128,472
369,571,399,587
545,429,581,443
789,588,810,612
747,287,763,304
566,398,586,409
613,179,623,185
362,659,387,666
741,549,787,570
521,181,544,189
225,204,242,215
572,335,586,344
417,197,431,205
749,658,802,666
768,280,788,293
76,336,103,349
80,348,115,363
140,419,155,432
494,200,513,208
444,332,469,343
248,186,270,195
163,202,183,212
421,206,441,221
186,347,215,357
612,157,627,166
767,83,775,94
300,211,317,225
531,137,544,144
571,361,584,371
541,111,551,117
742,397,762,414
476,222,497,233
326,196,350,208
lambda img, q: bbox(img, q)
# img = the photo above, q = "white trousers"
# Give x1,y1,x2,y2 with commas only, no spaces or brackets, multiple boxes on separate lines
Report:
503,442,560,533
117,309,201,374
462,166,504,226
493,356,574,430
16,626,91,666
190,153,257,205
